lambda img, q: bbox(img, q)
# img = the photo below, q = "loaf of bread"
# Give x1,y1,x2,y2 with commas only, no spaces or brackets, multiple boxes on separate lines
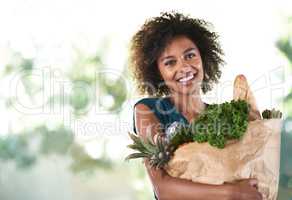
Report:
233,74,261,120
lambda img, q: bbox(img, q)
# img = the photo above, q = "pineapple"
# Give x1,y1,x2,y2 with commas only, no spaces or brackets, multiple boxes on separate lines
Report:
126,132,172,169
126,121,192,169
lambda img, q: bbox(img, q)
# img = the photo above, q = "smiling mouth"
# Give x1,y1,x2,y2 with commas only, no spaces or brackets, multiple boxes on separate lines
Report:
177,72,197,85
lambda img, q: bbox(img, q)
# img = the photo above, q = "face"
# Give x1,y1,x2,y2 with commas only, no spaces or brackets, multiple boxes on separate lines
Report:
157,36,204,96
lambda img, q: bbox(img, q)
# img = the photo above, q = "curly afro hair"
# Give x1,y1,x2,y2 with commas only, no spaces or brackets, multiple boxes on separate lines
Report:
129,11,225,96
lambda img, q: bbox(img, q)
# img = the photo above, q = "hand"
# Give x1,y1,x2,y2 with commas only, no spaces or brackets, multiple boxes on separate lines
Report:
249,109,261,121
227,178,263,200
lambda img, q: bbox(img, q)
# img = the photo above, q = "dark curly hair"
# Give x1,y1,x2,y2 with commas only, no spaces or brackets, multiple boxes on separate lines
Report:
129,11,225,96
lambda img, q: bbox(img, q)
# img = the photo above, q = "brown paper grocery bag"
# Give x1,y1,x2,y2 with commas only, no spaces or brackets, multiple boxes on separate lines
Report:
165,119,282,200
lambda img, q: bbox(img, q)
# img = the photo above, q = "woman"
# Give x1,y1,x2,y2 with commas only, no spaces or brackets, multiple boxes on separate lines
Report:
129,12,262,200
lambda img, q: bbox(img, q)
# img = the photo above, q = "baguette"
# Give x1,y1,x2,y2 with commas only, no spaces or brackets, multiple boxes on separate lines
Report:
233,74,261,120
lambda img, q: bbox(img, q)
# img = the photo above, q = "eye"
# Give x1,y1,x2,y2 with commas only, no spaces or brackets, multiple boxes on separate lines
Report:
185,52,196,60
164,60,176,67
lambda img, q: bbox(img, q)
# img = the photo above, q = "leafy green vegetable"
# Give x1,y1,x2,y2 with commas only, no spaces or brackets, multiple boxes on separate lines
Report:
190,99,249,148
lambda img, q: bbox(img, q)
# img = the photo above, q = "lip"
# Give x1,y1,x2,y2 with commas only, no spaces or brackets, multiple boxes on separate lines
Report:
176,72,197,85
176,71,198,80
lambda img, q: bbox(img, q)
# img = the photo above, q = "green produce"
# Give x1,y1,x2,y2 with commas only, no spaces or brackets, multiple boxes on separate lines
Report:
126,99,250,168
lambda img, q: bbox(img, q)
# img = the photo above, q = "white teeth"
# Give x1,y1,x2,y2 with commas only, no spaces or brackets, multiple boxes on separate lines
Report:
178,74,194,82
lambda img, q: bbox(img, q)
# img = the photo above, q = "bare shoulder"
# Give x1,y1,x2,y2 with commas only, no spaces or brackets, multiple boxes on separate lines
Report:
134,103,161,139
134,103,159,121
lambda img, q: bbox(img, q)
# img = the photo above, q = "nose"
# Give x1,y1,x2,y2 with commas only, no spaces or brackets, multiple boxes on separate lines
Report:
178,58,192,74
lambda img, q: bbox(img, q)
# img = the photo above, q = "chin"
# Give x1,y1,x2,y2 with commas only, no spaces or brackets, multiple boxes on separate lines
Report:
179,82,202,94
167,79,202,96
173,86,201,96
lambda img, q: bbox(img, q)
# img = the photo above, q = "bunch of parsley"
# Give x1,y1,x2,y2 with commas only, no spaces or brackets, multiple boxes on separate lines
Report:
170,100,249,149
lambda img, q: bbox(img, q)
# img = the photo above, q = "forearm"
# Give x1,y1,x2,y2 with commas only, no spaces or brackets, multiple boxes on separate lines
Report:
157,174,232,200
146,163,232,200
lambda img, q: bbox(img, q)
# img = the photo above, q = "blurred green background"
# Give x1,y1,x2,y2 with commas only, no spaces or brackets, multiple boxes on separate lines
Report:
278,16,292,200
0,0,291,200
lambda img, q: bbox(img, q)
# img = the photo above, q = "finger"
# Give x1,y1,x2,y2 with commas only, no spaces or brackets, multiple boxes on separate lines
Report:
257,191,263,200
249,109,262,121
248,178,258,188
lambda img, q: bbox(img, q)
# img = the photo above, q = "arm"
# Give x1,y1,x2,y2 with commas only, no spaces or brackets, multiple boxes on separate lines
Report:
134,104,232,200
144,161,232,200
134,103,263,200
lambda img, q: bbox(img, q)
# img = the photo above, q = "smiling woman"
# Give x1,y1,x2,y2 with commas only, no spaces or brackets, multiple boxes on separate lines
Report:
129,11,264,200
129,12,224,97
157,36,204,95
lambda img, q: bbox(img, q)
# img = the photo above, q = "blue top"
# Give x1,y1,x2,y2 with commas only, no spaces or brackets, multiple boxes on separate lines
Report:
133,97,190,134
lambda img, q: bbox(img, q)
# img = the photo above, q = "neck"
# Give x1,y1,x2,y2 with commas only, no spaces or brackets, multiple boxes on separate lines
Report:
169,91,206,118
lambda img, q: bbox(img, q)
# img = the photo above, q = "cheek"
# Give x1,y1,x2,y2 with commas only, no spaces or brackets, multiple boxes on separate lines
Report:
157,66,165,80
158,70,173,90
159,67,174,80
192,57,203,66
194,64,204,82
158,70,177,89
195,58,204,75
158,70,167,82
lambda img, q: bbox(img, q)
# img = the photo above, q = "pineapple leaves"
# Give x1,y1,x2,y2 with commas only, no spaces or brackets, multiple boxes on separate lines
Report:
126,132,171,169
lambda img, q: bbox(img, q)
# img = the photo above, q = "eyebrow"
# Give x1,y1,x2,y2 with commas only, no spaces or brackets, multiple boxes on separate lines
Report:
160,47,196,62
183,47,196,54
